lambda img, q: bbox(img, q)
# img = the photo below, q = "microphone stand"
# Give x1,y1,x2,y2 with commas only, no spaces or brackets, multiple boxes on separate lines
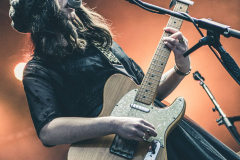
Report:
125,0,240,85
193,71,240,145
183,30,240,85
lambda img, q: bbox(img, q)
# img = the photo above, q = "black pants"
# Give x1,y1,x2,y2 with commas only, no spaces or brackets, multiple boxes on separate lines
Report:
166,116,240,160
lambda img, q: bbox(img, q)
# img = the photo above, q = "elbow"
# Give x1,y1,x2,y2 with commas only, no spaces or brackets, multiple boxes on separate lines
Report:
39,125,55,146
39,128,51,146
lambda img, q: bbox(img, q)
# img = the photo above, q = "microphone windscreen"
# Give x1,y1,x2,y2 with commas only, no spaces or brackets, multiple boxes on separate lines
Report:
68,0,82,9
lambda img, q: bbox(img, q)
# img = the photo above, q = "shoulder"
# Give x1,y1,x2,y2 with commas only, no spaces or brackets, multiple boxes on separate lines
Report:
23,58,59,83
111,41,130,61
24,58,46,76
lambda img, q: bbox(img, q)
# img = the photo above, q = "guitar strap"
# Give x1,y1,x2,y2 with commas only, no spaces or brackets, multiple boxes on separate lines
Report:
93,42,122,65
93,42,133,79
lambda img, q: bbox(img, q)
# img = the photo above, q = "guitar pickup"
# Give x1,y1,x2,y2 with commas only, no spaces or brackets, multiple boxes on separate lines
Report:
130,104,150,113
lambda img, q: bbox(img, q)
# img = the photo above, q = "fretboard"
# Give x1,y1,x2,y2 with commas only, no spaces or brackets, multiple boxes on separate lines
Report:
135,2,189,105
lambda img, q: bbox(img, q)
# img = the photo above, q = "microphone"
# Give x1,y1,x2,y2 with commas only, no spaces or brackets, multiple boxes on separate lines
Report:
67,0,82,9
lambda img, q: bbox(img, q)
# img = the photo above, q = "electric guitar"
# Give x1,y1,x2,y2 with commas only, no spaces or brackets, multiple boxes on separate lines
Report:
68,1,190,160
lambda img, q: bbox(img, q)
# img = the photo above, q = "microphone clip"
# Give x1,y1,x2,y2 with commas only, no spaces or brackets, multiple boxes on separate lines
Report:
183,36,214,57
67,0,82,9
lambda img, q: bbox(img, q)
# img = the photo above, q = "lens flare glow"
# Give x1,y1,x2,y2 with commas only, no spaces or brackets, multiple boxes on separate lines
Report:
14,63,26,81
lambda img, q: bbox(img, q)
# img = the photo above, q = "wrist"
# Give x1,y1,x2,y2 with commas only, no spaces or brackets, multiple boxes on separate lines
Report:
174,64,191,76
175,55,191,73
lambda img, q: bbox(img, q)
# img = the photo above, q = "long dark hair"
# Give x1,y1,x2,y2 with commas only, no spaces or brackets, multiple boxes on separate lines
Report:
29,1,113,60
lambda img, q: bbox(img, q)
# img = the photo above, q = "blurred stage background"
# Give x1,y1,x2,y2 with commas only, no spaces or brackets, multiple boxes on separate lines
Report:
0,0,239,159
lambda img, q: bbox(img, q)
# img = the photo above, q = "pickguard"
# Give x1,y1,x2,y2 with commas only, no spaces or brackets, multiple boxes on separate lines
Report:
111,89,185,147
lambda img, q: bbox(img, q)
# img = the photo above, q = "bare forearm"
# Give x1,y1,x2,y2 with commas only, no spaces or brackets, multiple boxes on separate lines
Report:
157,27,191,101
39,117,116,145
156,68,185,101
39,116,158,146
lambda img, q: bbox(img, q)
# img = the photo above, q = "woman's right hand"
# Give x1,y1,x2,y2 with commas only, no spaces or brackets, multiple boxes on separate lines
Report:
112,117,157,141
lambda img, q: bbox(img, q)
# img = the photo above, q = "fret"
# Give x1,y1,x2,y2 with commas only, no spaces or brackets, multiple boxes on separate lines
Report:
151,63,164,69
155,57,167,62
143,80,159,86
140,87,155,93
170,17,183,23
159,47,170,54
138,89,154,96
167,24,180,29
137,94,151,101
149,67,163,73
147,72,161,78
142,81,159,88
169,19,182,26
155,53,168,58
136,93,152,100
142,84,156,89
151,63,164,68
154,52,169,61
146,76,160,82
156,48,170,53
152,59,167,64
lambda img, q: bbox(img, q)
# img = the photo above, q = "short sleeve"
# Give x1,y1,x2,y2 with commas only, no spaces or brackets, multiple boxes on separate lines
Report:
22,61,62,137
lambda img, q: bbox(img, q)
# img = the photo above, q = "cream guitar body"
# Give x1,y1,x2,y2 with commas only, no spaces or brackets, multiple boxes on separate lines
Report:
68,74,185,160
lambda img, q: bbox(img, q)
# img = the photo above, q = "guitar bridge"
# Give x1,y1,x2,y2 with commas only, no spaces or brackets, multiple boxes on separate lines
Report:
110,135,139,159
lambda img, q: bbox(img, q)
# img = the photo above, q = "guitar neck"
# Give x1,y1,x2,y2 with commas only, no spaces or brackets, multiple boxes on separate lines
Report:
135,2,190,105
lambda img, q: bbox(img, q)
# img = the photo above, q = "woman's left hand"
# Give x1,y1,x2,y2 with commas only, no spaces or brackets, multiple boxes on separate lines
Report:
162,27,191,73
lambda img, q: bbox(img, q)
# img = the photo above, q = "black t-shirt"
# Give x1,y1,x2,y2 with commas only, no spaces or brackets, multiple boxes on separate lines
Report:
22,41,144,136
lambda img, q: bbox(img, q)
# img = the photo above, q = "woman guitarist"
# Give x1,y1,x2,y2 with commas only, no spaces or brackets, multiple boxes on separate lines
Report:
9,0,239,159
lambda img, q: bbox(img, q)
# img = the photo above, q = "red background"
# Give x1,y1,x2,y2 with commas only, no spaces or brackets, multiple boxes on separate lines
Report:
0,0,239,159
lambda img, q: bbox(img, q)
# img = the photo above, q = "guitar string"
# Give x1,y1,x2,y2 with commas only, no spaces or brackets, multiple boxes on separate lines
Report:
135,2,188,105
128,2,188,120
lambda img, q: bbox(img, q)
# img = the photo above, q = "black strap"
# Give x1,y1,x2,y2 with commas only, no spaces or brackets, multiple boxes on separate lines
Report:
93,42,122,65
93,42,133,79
